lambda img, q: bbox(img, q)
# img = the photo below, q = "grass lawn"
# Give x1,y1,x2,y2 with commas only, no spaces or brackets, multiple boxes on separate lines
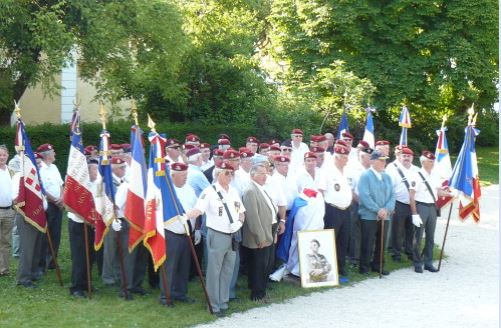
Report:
0,216,438,328
475,147,499,186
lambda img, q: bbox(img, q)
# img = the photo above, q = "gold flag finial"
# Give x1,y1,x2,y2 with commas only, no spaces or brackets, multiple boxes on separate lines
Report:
73,95,81,109
131,100,139,126
14,100,22,119
467,104,475,125
99,103,107,130
147,114,156,133
441,114,447,129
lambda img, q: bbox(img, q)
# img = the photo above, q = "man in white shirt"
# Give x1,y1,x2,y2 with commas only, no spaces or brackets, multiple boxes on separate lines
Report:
165,139,185,164
410,151,452,273
318,145,353,278
385,146,419,262
186,161,245,317
37,143,64,272
0,145,14,276
159,162,198,305
289,128,309,172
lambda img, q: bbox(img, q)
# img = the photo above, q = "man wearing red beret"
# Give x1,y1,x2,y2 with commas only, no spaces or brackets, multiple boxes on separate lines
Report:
290,128,309,173
37,143,64,272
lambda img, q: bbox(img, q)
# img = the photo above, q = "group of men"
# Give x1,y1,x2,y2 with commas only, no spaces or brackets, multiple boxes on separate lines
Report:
0,127,452,317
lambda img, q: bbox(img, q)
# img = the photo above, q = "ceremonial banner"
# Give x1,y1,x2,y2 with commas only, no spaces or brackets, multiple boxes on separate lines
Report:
449,122,481,222
124,125,147,251
144,130,185,271
63,109,100,226
434,123,453,209
362,110,375,148
337,111,349,139
398,106,411,146
14,119,47,232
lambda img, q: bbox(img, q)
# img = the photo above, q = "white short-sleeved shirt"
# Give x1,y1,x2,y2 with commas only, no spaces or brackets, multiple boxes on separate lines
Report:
264,174,287,208
414,168,441,204
39,162,64,198
165,184,198,234
270,171,297,210
195,182,246,234
295,167,322,193
0,167,13,207
318,165,353,209
386,161,419,204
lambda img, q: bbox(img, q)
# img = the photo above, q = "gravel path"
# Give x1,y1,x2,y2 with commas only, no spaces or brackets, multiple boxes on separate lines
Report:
198,185,499,328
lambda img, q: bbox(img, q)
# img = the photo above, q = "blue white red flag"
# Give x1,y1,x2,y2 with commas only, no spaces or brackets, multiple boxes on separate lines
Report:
14,119,47,232
399,127,408,146
337,111,349,139
362,109,375,148
94,129,115,249
144,129,185,271
398,106,411,146
124,125,147,251
434,124,454,209
449,122,481,222
63,109,101,227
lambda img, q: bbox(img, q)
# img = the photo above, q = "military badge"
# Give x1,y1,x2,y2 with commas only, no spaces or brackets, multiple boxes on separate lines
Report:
218,207,223,216
334,183,340,191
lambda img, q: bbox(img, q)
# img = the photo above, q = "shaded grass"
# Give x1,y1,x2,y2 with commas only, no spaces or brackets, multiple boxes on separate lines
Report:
0,217,442,328
475,147,499,186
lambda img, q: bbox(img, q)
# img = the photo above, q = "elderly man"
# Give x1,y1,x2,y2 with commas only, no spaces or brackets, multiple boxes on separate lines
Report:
318,144,352,278
242,164,276,302
159,162,198,305
358,150,395,275
0,145,15,277
187,161,245,317
37,143,64,272
289,128,309,172
411,151,452,273
385,147,419,262
324,132,335,154
186,147,210,197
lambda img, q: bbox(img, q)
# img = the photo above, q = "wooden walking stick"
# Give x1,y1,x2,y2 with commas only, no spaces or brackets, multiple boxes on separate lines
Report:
438,203,454,271
379,217,385,279
46,225,64,286
83,223,93,299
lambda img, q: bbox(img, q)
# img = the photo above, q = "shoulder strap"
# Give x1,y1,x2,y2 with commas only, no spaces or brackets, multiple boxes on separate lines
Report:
393,162,410,190
417,171,437,203
212,185,234,223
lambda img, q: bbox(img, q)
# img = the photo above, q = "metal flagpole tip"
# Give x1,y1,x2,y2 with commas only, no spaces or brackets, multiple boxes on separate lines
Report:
147,114,156,132
14,100,22,119
99,103,107,129
131,100,139,126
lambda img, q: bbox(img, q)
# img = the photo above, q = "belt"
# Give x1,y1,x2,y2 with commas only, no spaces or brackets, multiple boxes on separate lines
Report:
208,227,231,236
0,206,12,210
165,229,187,236
396,201,410,206
416,201,435,207
325,202,350,211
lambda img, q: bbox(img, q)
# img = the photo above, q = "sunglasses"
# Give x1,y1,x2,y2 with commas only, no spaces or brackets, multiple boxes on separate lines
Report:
281,148,293,152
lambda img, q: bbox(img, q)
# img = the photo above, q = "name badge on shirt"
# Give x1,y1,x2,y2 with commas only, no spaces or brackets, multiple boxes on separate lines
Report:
334,183,340,192
234,201,240,212
218,207,223,216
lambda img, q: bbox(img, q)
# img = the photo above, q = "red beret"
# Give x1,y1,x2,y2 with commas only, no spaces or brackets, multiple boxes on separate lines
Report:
223,149,240,159
310,146,325,153
185,147,201,158
269,145,281,152
216,160,235,171
375,140,390,146
84,145,97,155
37,143,54,153
183,144,195,151
121,143,132,153
218,134,230,141
357,140,370,148
334,145,350,155
421,150,435,160
185,134,199,142
239,148,254,158
401,147,414,155
259,143,270,151
110,144,122,150
304,152,317,159
171,162,188,171
34,152,43,160
291,128,303,135
200,143,210,149
273,155,290,163
268,139,280,145
166,139,180,148
218,138,231,145
310,135,327,142
110,156,126,166
335,140,349,147
246,136,259,144
213,149,224,157
342,131,354,140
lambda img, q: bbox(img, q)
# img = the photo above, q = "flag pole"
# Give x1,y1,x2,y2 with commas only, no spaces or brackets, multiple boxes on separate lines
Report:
438,202,454,271
46,226,64,286
147,116,173,308
99,104,130,301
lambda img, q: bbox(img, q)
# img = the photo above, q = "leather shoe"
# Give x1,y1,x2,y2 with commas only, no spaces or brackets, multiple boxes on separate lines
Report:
359,269,369,275
130,287,148,296
159,298,175,307
214,310,226,318
414,266,423,273
18,281,38,288
371,268,390,276
175,296,195,304
424,265,439,273
118,290,134,300
71,290,86,298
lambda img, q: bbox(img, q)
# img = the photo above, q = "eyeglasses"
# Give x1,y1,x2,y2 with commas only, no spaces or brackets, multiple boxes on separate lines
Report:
281,148,293,152
291,134,303,138
224,171,235,177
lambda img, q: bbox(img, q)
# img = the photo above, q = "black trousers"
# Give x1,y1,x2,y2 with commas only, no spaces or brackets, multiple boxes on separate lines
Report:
68,220,95,293
248,245,271,300
266,222,279,276
161,231,191,301
390,201,414,259
360,219,389,272
39,203,62,271
324,203,351,275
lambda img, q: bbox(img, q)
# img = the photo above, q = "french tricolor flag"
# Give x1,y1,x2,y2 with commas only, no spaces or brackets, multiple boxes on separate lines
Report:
362,107,375,148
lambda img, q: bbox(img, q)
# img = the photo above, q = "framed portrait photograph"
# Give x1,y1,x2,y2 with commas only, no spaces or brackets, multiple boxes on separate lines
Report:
297,229,338,288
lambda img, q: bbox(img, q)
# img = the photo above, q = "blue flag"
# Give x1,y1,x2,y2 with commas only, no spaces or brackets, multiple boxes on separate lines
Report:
337,111,349,139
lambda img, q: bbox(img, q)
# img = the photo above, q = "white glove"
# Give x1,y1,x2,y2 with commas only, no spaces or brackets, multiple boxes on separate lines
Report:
194,230,202,245
412,214,423,227
230,221,242,233
111,219,122,232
